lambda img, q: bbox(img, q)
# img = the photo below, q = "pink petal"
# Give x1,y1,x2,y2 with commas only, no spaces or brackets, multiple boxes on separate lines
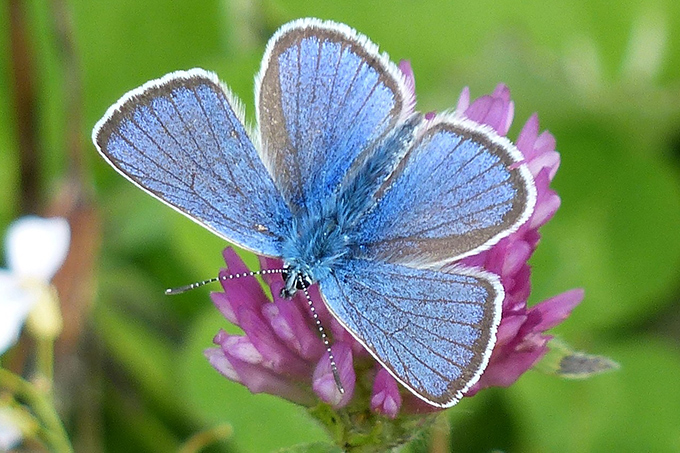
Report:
529,190,561,230
217,251,270,316
370,368,402,418
262,303,295,346
492,83,511,100
217,334,263,364
467,342,549,394
495,313,527,346
501,240,532,277
508,264,532,303
221,248,249,274
236,306,309,376
492,83,514,135
264,299,324,360
531,289,584,331
535,130,557,156
313,342,355,408
219,267,268,313
455,86,470,113
206,347,315,405
258,256,285,288
516,114,540,159
205,347,241,382
210,291,237,324
528,150,561,181
464,95,494,124
463,84,514,135
499,101,515,136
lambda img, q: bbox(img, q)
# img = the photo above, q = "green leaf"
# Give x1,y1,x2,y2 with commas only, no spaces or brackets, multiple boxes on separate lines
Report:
531,122,680,333
510,338,680,452
93,301,182,415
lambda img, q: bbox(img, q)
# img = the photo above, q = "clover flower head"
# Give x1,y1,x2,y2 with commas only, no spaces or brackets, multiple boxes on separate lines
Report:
206,249,363,408
453,83,582,396
205,63,581,419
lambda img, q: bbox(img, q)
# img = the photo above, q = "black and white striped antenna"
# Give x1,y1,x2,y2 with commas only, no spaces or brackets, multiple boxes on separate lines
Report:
165,268,344,394
165,268,284,295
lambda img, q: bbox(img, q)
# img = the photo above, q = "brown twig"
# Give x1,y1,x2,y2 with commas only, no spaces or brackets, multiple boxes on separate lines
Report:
46,0,101,355
8,0,41,214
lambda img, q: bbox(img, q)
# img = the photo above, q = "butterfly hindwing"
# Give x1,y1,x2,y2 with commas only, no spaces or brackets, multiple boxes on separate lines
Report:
93,69,291,257
93,18,539,409
354,115,537,267
256,18,414,212
320,259,502,407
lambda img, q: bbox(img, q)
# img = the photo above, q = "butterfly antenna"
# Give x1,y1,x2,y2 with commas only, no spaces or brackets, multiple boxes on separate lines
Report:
165,269,284,295
300,278,345,394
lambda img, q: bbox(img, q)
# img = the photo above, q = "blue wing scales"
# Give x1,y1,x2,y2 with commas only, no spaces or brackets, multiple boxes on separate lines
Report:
354,115,537,267
255,18,414,212
92,69,291,256
320,259,502,407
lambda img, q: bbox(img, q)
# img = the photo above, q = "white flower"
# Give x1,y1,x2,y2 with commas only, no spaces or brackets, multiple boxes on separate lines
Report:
0,216,70,356
0,407,23,451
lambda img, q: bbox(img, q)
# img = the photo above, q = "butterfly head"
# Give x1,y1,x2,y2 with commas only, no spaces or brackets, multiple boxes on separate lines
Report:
280,263,313,298
277,199,355,298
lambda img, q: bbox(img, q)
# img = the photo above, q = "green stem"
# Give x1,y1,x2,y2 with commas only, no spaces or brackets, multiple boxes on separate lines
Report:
0,369,73,453
178,424,233,453
309,402,438,452
37,338,55,382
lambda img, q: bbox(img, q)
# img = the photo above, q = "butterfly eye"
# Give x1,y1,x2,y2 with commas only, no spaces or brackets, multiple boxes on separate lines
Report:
281,264,291,284
280,265,313,298
298,273,313,289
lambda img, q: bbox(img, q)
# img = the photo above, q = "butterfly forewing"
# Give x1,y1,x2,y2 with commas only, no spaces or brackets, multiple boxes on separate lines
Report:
320,259,502,407
93,69,291,257
256,18,414,212
93,18,539,410
354,115,537,268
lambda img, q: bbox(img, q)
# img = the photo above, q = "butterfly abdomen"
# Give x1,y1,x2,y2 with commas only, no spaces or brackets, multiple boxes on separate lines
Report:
279,116,421,291
336,115,420,225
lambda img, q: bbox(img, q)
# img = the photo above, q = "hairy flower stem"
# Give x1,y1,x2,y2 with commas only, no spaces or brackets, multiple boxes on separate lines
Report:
309,402,438,452
0,369,73,453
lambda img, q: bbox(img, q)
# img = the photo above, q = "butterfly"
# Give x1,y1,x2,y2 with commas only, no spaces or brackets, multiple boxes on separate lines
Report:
92,18,536,408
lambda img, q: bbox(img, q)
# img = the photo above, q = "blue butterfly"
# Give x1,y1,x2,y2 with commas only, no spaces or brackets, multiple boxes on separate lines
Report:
92,18,536,408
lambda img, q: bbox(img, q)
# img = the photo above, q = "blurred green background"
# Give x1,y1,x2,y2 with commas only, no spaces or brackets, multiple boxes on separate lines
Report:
1,0,680,451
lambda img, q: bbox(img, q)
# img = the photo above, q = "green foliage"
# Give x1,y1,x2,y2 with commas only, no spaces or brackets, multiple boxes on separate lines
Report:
2,0,680,451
